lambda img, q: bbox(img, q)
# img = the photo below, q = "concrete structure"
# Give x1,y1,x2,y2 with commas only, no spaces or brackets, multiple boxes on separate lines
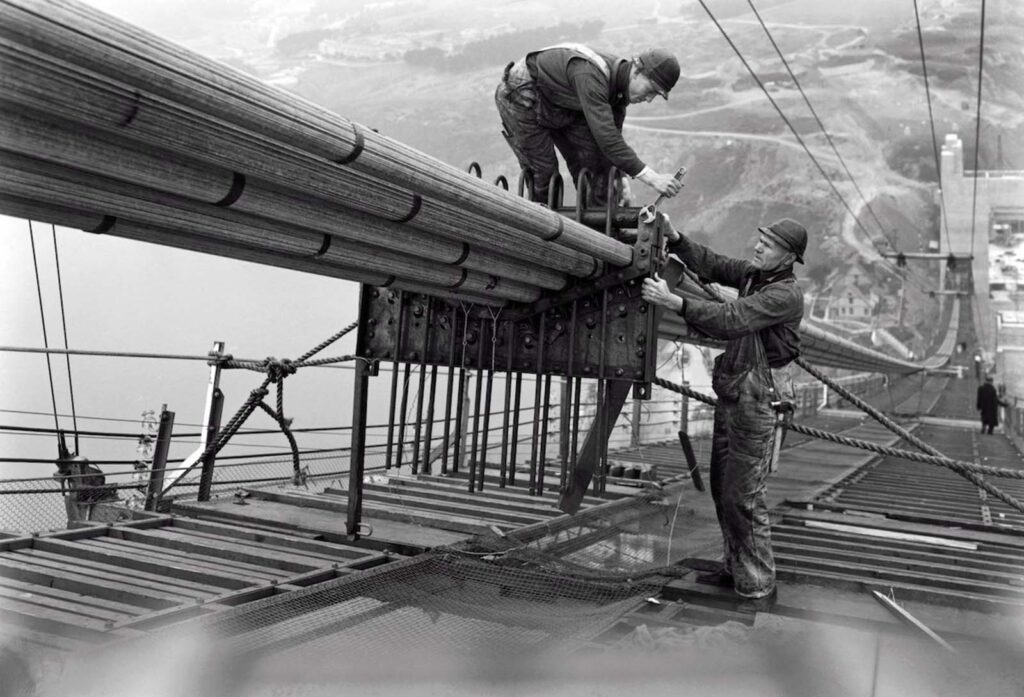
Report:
939,134,1024,356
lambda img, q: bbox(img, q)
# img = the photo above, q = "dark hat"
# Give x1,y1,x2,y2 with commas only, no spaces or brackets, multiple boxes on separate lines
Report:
637,48,680,99
758,218,808,264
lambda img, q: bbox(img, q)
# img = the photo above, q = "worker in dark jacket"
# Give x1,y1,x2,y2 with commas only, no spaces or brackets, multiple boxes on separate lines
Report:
495,44,684,206
977,375,1008,434
642,218,807,611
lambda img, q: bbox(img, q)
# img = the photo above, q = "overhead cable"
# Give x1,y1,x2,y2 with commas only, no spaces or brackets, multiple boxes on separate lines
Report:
50,224,80,450
746,0,897,251
695,0,888,253
968,0,988,254
912,0,954,254
26,221,61,438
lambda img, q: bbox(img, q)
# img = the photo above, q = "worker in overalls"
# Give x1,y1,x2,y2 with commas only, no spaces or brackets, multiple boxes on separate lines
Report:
495,44,684,206
642,218,807,611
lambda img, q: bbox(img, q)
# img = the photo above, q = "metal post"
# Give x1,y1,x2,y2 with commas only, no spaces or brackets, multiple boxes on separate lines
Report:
420,364,438,474
412,302,431,475
558,378,571,491
498,323,514,487
197,387,224,502
346,358,371,539
440,305,458,474
385,292,406,470
509,373,523,487
144,408,175,512
537,374,552,494
396,363,412,470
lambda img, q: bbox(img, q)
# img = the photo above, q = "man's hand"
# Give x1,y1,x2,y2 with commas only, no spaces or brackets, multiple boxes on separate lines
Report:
637,169,683,198
641,273,683,312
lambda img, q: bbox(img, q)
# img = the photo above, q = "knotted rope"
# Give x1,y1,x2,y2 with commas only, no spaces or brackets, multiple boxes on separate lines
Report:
166,322,360,493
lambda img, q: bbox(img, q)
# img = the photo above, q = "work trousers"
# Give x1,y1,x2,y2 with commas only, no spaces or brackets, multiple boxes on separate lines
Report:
494,60,613,206
708,374,778,599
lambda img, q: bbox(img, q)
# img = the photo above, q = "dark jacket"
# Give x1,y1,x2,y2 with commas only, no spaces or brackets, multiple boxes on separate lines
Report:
977,383,1006,426
668,236,804,397
526,46,644,176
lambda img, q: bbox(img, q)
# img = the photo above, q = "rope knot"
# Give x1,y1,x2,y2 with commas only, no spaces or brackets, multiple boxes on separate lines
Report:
265,357,296,383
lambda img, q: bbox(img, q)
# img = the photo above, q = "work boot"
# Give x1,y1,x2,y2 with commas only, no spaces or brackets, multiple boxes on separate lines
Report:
695,568,735,588
736,587,777,614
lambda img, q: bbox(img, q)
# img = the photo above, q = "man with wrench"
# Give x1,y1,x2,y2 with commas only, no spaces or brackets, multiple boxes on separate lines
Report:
642,217,807,611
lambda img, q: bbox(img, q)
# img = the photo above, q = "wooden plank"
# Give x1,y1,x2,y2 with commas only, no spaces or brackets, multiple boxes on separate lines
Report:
247,488,514,534
0,583,135,623
9,549,221,599
331,481,563,516
173,498,468,550
774,551,1024,601
771,525,1024,572
0,576,148,616
780,506,1024,550
773,564,1024,614
33,537,255,591
86,537,285,582
771,538,1023,587
107,527,322,573
0,597,119,637
356,488,547,526
165,517,377,560
157,527,353,566
0,556,183,609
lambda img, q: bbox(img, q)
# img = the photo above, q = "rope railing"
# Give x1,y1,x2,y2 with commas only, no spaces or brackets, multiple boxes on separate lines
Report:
652,376,1024,514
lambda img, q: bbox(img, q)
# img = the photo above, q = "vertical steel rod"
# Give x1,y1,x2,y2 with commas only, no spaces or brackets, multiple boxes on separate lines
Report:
560,300,578,491
452,308,470,474
498,323,514,487
346,358,371,539
538,374,552,495
441,304,458,474
509,372,523,487
570,376,582,486
421,364,438,474
196,388,224,502
529,314,546,495
595,287,609,495
384,292,406,470
469,319,485,492
477,321,496,492
411,301,431,475
396,362,412,470
144,408,175,512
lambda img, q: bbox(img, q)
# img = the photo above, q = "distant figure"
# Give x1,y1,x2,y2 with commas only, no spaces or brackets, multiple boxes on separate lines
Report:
495,44,683,206
976,375,1008,434
973,352,982,380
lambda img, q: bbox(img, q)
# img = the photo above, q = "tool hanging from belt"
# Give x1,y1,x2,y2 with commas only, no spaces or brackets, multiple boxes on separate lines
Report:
768,399,794,474
639,166,687,223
